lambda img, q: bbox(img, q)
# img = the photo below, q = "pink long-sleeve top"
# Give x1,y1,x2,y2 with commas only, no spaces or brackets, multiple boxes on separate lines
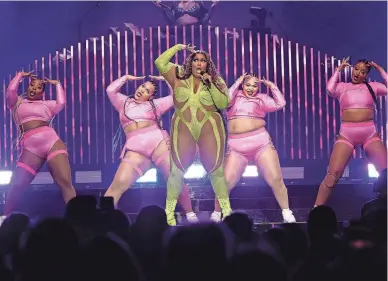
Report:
225,80,286,120
326,69,387,110
106,75,174,129
7,73,66,126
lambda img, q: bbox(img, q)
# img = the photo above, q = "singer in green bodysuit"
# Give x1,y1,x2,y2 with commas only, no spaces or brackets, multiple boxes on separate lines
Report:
155,43,232,225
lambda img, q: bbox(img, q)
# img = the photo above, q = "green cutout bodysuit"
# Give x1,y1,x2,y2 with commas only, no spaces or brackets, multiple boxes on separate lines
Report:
155,44,232,225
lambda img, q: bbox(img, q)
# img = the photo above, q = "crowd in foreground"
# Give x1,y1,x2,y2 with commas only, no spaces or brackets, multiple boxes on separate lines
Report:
0,169,386,281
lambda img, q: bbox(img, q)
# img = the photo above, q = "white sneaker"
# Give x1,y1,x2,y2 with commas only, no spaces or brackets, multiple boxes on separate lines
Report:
210,211,222,223
0,215,7,226
282,209,296,223
186,212,199,223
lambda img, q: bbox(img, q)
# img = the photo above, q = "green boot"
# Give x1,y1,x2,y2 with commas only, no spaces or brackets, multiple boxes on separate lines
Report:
165,160,185,226
209,166,232,218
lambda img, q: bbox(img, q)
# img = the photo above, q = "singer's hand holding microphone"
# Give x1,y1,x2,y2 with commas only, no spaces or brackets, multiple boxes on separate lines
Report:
196,69,212,87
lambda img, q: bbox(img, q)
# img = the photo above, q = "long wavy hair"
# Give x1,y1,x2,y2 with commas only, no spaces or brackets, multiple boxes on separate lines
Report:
175,50,227,95
112,80,162,154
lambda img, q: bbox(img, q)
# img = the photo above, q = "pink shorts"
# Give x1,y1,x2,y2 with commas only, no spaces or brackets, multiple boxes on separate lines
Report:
337,120,381,149
17,126,68,175
227,127,275,163
120,124,170,167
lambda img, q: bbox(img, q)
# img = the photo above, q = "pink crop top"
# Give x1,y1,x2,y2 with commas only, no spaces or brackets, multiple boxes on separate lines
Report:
7,73,66,126
326,69,387,110
226,80,286,120
106,75,174,129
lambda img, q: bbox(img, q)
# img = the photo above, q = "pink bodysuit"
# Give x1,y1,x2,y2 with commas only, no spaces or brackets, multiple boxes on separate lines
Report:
327,69,387,149
6,73,68,175
107,75,174,176
225,81,286,163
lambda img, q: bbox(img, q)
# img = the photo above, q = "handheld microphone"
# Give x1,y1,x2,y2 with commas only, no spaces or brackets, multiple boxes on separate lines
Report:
197,69,211,87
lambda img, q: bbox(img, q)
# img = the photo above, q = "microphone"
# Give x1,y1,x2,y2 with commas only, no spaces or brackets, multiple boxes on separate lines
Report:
197,69,211,87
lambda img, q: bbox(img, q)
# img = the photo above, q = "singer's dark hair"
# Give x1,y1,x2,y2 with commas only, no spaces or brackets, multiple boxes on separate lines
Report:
356,59,378,107
175,50,227,95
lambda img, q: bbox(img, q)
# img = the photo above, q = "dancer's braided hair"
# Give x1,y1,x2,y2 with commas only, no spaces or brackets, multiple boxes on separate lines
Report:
356,59,378,108
123,80,163,130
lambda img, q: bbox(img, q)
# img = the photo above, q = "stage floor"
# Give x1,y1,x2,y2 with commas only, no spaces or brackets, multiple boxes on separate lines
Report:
0,183,376,223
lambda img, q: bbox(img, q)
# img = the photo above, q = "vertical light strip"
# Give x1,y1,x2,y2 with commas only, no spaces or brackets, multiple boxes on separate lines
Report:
295,43,301,159
149,27,155,99
272,35,278,144
159,26,163,126
6,73,11,166
100,36,106,163
302,46,308,159
48,54,53,100
108,34,114,161
240,29,245,74
249,31,253,74
199,25,203,50
382,96,386,146
324,54,329,158
224,28,229,86
116,32,122,163
70,46,75,164
62,48,68,146
288,41,294,159
164,25,168,50
174,26,178,64
5,74,11,166
78,43,83,164
207,25,212,61
280,38,285,158
233,28,237,80
125,31,129,94
380,94,384,144
216,27,220,70
2,79,6,166
93,40,98,163
257,33,261,93
55,52,60,136
85,41,91,164
310,48,315,159
183,26,187,62
265,34,269,94
149,28,153,74
140,29,145,76
331,56,337,154
41,56,45,86
191,25,195,48
317,51,323,158
132,29,137,88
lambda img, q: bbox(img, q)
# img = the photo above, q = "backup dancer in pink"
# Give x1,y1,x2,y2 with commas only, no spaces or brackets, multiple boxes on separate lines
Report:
315,58,387,206
104,74,198,222
5,72,76,215
210,74,296,223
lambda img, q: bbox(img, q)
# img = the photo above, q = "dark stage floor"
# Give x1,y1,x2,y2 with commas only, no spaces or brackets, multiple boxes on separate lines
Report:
0,182,376,224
